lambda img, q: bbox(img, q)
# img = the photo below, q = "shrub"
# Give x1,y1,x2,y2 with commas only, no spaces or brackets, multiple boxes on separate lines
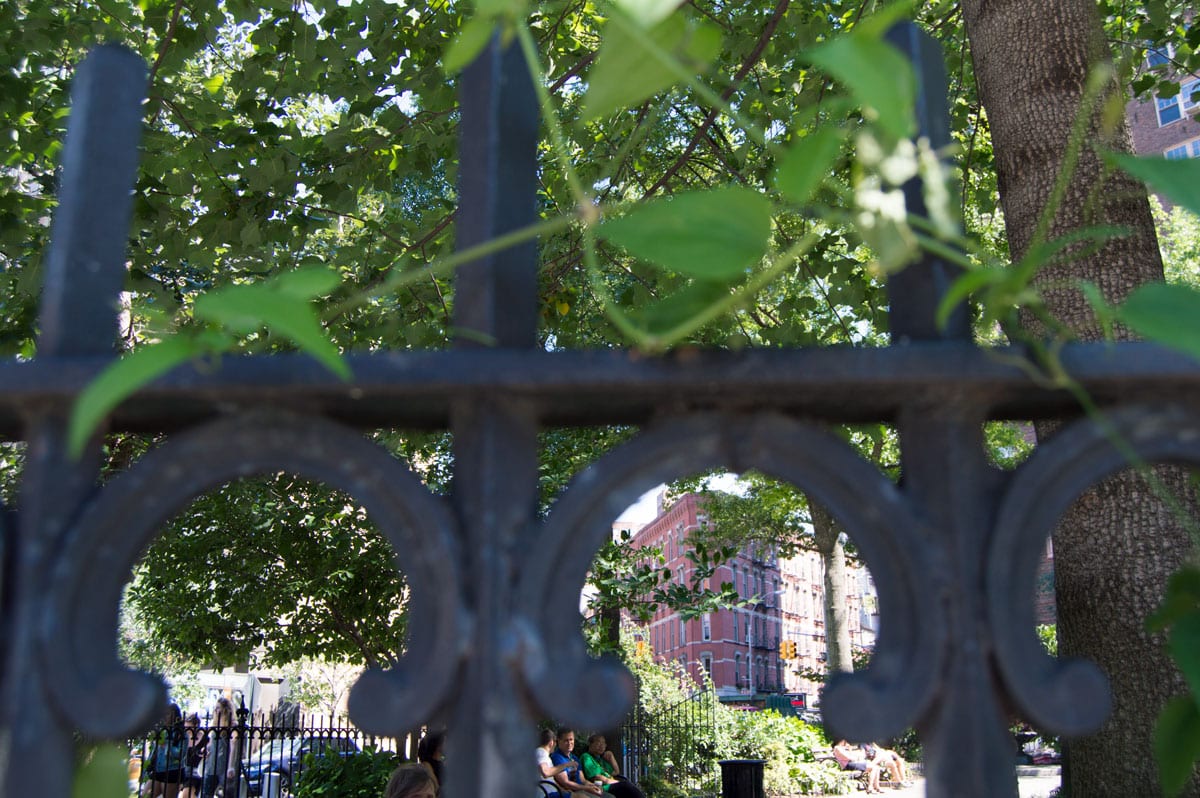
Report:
292,749,401,798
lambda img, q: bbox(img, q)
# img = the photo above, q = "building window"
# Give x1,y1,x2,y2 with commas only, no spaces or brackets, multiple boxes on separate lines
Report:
1147,45,1172,69
733,611,739,642
1156,80,1197,128
701,653,713,679
702,613,712,641
735,653,742,684
680,618,687,645
1165,138,1200,160
1157,93,1183,126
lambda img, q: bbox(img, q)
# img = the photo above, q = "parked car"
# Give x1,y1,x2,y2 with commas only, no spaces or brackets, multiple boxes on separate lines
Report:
242,735,360,795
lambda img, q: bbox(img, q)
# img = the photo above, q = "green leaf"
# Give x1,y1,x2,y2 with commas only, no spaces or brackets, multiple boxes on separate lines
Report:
1151,567,1200,632
194,287,351,380
443,15,495,75
935,267,1008,330
1118,283,1200,362
600,186,773,280
1106,152,1200,217
1155,696,1200,797
73,745,132,798
202,74,225,95
584,11,722,122
612,0,680,28
773,127,846,205
1076,279,1116,340
1173,613,1200,700
273,265,342,299
68,337,197,458
804,32,915,140
632,279,729,335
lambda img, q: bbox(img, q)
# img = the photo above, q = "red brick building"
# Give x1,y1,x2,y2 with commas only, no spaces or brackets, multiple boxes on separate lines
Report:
624,492,877,707
1126,46,1200,161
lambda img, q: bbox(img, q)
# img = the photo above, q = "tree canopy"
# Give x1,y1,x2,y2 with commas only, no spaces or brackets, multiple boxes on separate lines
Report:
6,0,1200,790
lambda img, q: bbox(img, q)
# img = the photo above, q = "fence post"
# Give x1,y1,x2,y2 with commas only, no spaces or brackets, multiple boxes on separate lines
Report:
718,759,764,798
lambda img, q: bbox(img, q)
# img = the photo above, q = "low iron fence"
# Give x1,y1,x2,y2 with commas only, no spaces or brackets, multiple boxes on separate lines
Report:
621,690,718,796
130,711,401,797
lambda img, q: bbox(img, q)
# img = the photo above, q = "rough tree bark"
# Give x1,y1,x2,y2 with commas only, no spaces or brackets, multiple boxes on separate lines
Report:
810,500,853,675
960,1,1195,794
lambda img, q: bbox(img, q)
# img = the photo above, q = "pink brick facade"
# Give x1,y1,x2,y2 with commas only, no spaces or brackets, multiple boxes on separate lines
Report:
1126,89,1200,160
627,492,878,707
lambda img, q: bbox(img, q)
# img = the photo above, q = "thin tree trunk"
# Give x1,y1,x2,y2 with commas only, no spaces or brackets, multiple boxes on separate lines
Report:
961,1,1195,793
810,500,853,675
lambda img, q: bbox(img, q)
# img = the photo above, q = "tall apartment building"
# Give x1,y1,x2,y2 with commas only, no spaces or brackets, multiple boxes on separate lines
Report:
625,492,878,708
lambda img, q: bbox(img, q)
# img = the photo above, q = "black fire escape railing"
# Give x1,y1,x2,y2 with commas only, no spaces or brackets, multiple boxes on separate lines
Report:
3,23,1200,798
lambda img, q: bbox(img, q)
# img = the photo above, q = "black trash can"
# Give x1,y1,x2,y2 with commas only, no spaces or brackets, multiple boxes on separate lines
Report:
718,759,765,798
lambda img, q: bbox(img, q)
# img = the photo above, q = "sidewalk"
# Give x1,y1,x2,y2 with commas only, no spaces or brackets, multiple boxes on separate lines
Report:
865,766,1061,797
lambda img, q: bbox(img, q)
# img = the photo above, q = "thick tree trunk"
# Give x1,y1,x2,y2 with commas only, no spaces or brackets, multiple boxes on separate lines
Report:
810,500,853,675
961,1,1195,794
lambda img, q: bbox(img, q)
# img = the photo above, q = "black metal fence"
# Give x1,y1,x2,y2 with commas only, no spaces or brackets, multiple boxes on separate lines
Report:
621,690,718,796
131,712,400,797
6,17,1200,798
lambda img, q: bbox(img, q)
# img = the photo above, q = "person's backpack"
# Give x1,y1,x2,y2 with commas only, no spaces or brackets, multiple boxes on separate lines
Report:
151,732,188,773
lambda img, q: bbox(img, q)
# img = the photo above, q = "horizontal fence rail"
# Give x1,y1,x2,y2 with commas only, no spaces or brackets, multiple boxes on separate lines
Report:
131,712,401,798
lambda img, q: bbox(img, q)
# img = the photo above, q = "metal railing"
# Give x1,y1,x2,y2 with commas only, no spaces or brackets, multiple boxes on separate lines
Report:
2,19,1199,798
131,711,400,797
621,691,718,796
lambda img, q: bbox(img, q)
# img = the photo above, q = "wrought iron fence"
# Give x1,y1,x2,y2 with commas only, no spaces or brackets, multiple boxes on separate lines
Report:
621,690,718,796
130,711,400,797
3,18,1200,798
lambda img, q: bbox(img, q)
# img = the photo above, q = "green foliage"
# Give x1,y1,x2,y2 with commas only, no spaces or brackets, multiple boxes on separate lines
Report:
1154,201,1200,288
1107,154,1200,219
1036,624,1058,658
292,749,401,798
600,187,773,281
71,745,130,798
1118,283,1200,362
624,640,838,796
1150,565,1200,794
583,8,723,122
5,4,1197,787
124,474,409,669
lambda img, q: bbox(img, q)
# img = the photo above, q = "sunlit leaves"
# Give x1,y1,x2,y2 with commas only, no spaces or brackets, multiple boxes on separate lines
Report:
773,128,847,205
192,266,349,380
804,25,916,141
583,9,722,122
599,186,772,280
69,267,347,457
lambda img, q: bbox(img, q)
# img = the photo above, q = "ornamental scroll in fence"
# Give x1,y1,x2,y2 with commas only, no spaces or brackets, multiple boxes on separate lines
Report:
3,21,1199,798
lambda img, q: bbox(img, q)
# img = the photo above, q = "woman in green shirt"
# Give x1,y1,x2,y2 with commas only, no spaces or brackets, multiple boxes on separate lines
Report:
580,735,645,798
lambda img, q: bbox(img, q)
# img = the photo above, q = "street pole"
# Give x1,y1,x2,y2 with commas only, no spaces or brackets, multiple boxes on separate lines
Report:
746,605,754,695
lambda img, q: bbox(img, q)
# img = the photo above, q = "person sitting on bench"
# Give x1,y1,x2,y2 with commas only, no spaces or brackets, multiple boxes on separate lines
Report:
864,743,911,787
832,740,881,794
580,735,645,798
549,729,604,798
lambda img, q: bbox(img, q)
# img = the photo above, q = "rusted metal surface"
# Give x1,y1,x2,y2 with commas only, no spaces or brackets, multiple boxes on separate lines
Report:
1,24,1197,798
